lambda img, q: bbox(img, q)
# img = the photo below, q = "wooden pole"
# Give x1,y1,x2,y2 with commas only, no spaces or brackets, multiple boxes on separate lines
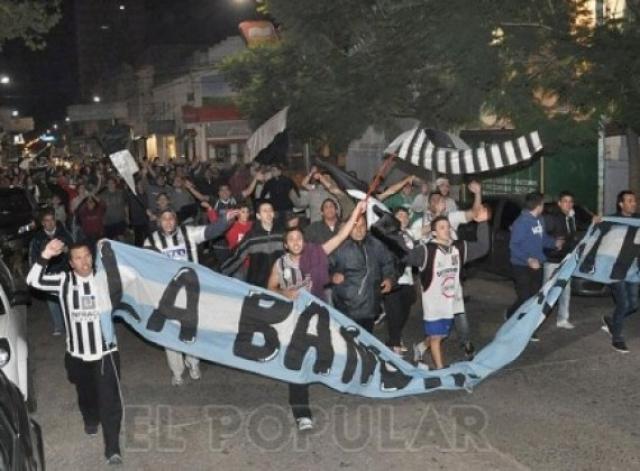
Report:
365,153,397,200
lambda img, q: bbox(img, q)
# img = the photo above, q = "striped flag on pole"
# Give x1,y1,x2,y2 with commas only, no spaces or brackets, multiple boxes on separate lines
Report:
394,127,543,175
246,106,289,162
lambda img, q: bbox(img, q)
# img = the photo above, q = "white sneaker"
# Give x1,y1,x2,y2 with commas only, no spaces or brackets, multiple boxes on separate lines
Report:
188,364,201,380
413,342,427,363
417,362,430,371
296,417,314,431
556,320,575,330
171,375,184,386
106,453,123,466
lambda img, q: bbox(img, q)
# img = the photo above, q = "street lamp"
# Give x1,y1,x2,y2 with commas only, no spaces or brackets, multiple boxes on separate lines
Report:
53,123,58,130
65,116,70,123
0,75,10,85
119,4,126,10
93,95,101,103
11,110,18,117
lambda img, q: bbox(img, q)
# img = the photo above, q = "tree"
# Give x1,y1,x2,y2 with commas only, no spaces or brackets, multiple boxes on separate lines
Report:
222,0,640,152
0,0,61,50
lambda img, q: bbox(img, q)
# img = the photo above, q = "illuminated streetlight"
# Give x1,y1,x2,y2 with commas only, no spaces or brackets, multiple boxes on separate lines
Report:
119,4,126,10
65,116,70,123
0,75,10,85
11,110,18,117
53,123,59,130
93,95,101,103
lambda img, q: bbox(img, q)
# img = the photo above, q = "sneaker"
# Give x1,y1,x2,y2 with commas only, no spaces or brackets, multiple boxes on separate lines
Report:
529,332,540,342
612,340,629,353
399,342,408,353
296,417,314,431
84,424,98,436
106,454,123,466
463,342,476,360
601,316,613,336
556,320,575,330
417,362,430,371
188,364,201,381
171,375,184,386
413,342,427,363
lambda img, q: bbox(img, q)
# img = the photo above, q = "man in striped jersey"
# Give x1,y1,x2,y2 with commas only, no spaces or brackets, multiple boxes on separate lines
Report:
145,207,239,386
27,239,124,466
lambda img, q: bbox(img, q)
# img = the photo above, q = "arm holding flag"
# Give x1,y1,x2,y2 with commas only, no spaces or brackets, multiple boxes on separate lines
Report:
378,175,415,201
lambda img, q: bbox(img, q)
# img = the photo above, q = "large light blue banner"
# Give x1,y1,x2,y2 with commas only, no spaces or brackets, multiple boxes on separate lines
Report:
94,217,640,398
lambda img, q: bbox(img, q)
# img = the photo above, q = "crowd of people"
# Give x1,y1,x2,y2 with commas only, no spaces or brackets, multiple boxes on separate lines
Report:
2,155,636,465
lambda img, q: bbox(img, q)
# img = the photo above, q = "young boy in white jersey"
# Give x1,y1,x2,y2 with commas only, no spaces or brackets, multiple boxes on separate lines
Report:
407,210,490,369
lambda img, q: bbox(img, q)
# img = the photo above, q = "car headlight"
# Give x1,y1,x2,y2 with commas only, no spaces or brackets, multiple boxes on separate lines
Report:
0,338,10,368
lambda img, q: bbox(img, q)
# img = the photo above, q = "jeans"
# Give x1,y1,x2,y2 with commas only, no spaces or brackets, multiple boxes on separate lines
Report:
46,296,65,333
383,284,416,347
507,265,543,319
132,224,148,247
288,384,311,420
610,281,639,342
454,312,470,346
165,349,199,379
543,262,571,323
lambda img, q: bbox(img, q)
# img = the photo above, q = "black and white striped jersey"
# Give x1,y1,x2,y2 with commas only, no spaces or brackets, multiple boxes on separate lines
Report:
27,258,116,361
144,225,207,263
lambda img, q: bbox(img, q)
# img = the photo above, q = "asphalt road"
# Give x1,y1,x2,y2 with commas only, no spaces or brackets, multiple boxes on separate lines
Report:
28,276,640,471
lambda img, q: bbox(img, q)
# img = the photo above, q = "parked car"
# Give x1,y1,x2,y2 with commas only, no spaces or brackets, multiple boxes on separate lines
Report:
0,188,38,410
463,194,608,297
0,256,34,409
0,187,39,279
0,187,38,243
0,368,45,470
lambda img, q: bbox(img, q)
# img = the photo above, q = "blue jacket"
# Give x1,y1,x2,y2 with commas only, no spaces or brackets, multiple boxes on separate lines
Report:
509,210,556,266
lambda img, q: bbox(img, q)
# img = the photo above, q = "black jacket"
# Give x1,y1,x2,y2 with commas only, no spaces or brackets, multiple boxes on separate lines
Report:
329,235,395,320
28,223,73,274
543,209,578,263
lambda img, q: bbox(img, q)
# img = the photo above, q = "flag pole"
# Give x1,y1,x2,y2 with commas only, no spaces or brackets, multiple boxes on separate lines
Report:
365,153,397,200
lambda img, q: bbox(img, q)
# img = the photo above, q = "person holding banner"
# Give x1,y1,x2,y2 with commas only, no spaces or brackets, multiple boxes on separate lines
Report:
602,190,639,353
410,209,490,369
144,207,239,386
267,200,367,431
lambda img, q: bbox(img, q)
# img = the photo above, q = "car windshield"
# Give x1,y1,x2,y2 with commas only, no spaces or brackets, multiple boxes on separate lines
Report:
501,200,522,231
0,192,32,217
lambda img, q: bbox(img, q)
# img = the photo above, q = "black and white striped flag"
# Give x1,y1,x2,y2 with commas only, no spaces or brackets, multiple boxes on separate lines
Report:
394,127,543,175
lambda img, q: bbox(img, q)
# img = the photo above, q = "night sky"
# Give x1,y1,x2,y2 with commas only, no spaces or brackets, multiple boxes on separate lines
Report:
0,0,259,130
